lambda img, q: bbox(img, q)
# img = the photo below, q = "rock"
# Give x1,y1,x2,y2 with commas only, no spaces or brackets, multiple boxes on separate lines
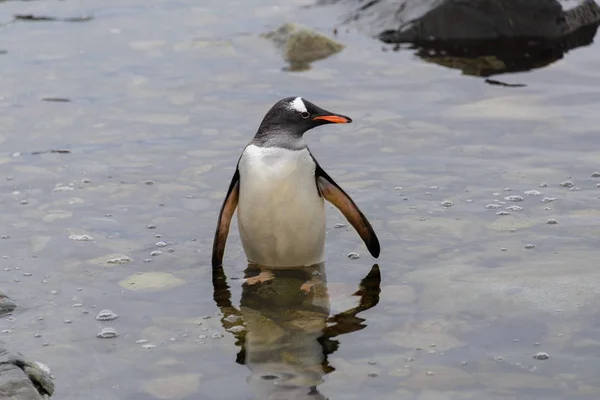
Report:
262,22,344,71
0,344,54,399
0,292,17,317
322,0,600,76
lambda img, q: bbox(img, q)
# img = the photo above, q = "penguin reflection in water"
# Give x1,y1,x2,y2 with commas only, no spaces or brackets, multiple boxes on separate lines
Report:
212,263,381,399
212,97,380,268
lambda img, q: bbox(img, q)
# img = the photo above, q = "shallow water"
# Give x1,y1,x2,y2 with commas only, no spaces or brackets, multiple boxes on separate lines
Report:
2,0,600,399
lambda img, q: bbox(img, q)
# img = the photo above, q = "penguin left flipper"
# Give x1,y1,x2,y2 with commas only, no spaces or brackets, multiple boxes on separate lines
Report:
212,168,240,268
313,160,380,258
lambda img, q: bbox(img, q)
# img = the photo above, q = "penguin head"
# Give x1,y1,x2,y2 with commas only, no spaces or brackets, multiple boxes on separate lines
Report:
255,97,352,138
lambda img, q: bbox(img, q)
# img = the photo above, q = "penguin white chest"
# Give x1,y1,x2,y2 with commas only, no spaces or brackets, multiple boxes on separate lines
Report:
237,145,326,266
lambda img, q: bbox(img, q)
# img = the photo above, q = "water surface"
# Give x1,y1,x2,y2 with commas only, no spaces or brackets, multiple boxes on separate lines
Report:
2,0,600,399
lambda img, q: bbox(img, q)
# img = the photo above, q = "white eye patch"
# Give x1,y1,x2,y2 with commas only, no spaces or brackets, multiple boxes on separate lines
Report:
289,97,308,113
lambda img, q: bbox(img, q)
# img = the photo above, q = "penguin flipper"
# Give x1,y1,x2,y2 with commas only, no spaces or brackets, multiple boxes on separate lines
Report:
212,168,240,268
315,168,380,258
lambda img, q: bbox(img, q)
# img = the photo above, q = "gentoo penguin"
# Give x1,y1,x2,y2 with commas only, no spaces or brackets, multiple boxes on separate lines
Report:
211,96,380,268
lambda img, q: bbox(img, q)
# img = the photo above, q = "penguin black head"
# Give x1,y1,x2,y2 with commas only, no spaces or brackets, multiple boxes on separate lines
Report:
254,97,352,143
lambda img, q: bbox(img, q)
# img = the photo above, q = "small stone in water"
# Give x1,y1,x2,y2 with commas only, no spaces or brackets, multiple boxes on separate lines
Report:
68,234,94,241
1,330,12,334
524,244,536,249
136,339,148,344
485,203,502,209
34,333,42,338
155,241,167,247
334,223,346,228
541,197,556,203
150,250,162,256
539,183,548,187
524,190,542,196
212,333,224,339
72,303,83,308
503,187,512,191
143,258,152,263
142,344,156,349
496,211,510,215
505,195,524,202
368,372,378,377
533,352,549,360
144,180,155,185
64,320,72,324
440,200,454,207
81,178,91,184
227,326,245,333
107,256,132,264
20,200,29,205
97,327,118,339
23,272,32,277
560,180,574,188
1,235,9,239
547,219,558,225
347,252,360,259
591,172,600,178
505,205,523,211
95,309,119,321
146,224,156,229
426,371,435,376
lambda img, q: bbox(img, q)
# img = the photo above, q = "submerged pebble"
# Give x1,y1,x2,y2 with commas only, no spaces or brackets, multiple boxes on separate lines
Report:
97,327,118,339
142,344,156,349
69,234,94,241
440,200,454,207
505,205,523,211
505,195,524,202
150,250,162,256
547,219,558,225
533,352,549,360
334,223,346,228
95,309,119,321
524,190,542,196
347,252,360,259
560,180,574,188
591,172,600,178
541,197,556,203
524,244,536,249
485,204,502,209
107,256,132,264
496,211,510,216
155,241,167,247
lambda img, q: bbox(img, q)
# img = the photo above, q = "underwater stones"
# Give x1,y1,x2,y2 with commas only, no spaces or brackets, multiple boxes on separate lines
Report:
262,22,344,70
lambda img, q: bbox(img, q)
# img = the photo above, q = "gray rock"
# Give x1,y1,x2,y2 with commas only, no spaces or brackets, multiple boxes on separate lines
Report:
0,345,54,399
0,292,17,317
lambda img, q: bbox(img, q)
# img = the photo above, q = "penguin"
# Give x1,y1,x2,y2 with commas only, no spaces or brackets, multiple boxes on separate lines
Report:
212,96,380,268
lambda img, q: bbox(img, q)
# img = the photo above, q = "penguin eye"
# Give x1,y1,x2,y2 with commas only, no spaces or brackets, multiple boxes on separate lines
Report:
300,111,310,119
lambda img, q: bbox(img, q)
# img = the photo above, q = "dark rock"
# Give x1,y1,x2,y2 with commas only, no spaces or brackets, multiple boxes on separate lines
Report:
320,0,600,77
0,345,54,399
0,292,17,317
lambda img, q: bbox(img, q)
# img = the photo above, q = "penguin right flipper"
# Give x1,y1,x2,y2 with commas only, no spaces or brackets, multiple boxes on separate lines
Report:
314,163,380,258
212,168,240,268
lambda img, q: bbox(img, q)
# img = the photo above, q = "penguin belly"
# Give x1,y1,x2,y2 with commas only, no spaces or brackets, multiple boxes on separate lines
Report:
237,145,326,267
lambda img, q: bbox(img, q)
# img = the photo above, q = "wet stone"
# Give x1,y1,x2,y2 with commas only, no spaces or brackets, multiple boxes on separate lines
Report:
97,327,118,339
505,205,523,211
505,195,524,202
591,172,600,177
496,211,510,215
560,180,574,188
68,234,94,241
533,352,549,360
95,309,119,321
347,252,360,259
547,219,558,225
440,200,454,207
542,197,557,203
485,203,502,209
524,190,542,196
524,244,536,249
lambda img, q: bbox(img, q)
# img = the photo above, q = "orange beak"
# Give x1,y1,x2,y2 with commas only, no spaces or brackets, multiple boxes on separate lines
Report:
312,115,352,124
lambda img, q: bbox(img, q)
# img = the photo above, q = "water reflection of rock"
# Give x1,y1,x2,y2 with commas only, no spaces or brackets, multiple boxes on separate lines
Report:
212,263,381,399
322,0,600,78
